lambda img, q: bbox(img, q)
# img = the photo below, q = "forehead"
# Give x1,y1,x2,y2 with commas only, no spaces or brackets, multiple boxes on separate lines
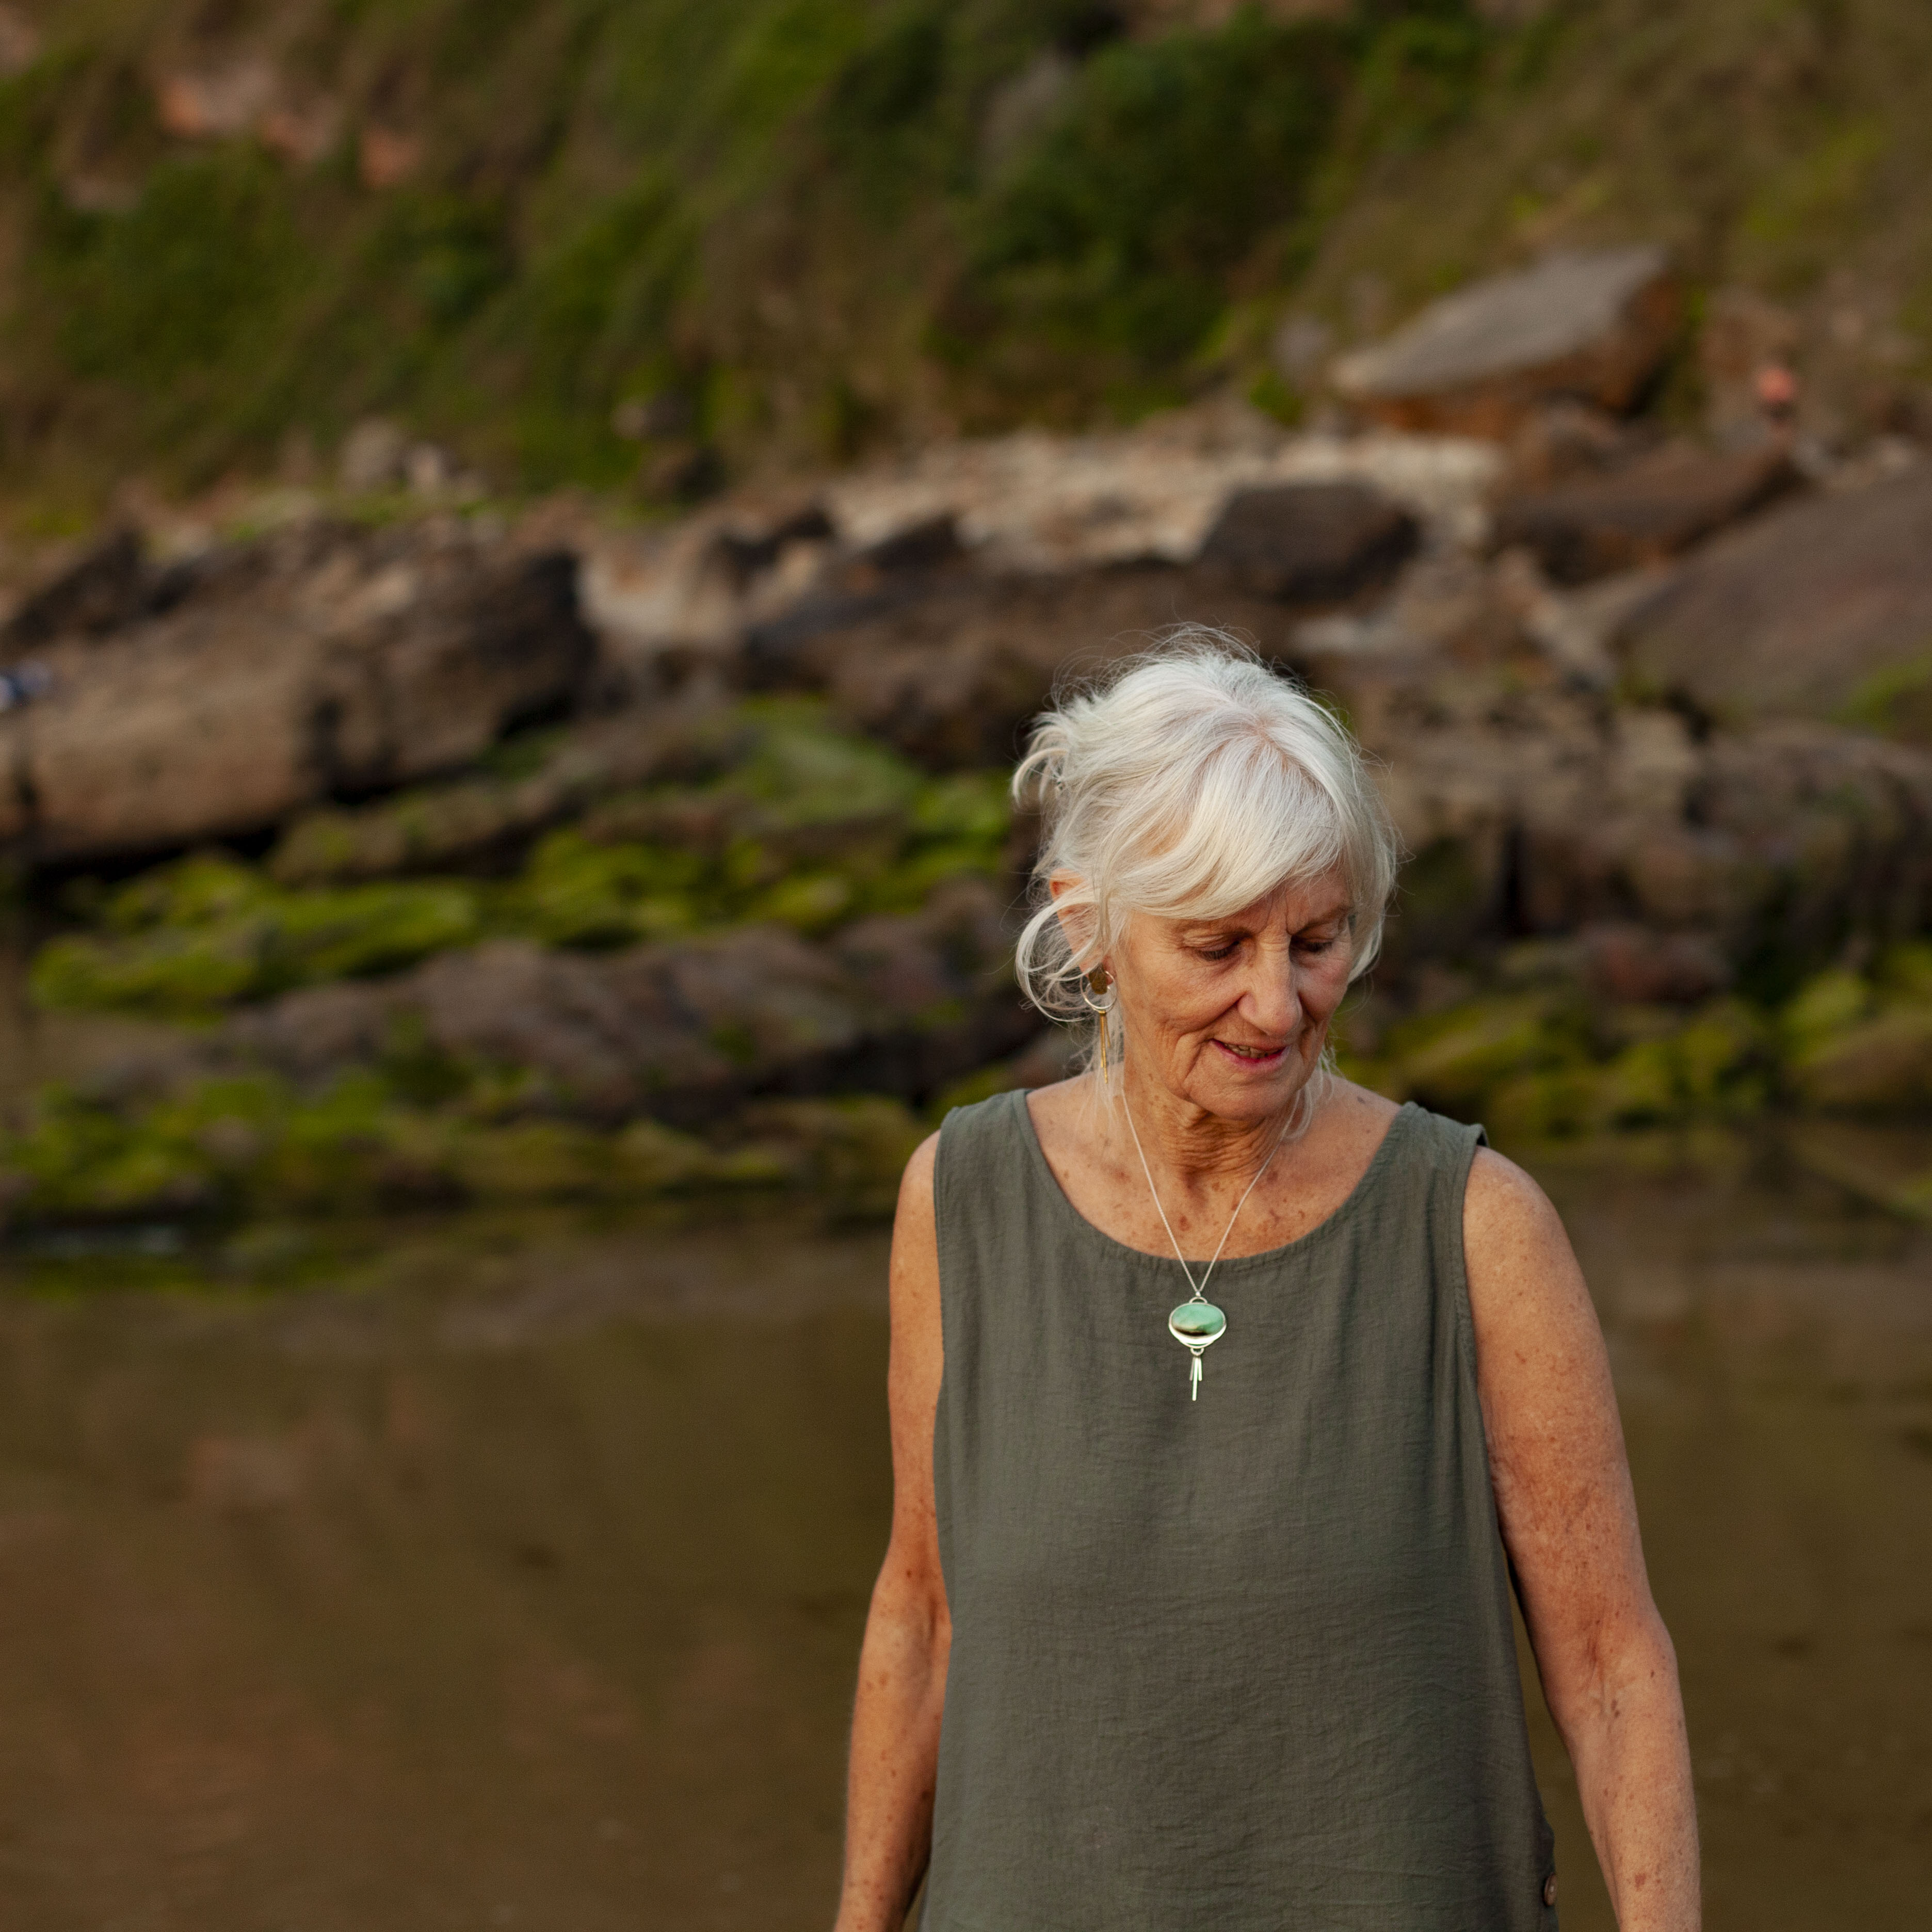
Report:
1177,866,1353,930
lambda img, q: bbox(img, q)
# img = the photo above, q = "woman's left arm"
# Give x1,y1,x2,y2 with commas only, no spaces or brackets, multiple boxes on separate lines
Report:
1463,1148,1700,1932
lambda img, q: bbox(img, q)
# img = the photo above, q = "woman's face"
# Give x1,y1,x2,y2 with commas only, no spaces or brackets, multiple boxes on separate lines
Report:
1105,867,1356,1123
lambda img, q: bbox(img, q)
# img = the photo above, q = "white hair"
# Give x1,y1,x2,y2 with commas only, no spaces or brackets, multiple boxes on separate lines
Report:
1011,630,1400,1031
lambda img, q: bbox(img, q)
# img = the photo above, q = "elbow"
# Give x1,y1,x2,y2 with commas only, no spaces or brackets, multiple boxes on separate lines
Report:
866,1549,951,1656
1575,1601,1682,1735
1539,1595,1681,1747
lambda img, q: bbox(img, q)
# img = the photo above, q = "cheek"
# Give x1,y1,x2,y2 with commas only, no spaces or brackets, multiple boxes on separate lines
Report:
1130,945,1220,1012
1300,953,1354,1018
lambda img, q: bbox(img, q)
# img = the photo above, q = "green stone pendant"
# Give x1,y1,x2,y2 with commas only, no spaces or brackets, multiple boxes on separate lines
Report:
1168,1300,1227,1402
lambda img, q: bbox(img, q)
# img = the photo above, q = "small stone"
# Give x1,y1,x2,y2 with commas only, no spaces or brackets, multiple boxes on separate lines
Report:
1169,1301,1227,1345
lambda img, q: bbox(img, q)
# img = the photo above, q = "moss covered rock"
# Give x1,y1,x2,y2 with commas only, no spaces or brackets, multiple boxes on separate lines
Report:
34,856,485,1016
1783,950,1932,1114
32,702,1016,1019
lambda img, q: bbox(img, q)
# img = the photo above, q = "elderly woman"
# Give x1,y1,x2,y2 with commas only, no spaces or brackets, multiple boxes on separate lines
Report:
835,637,1698,1931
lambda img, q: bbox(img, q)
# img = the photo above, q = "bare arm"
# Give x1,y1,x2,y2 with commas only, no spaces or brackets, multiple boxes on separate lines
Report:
835,1132,950,1932
1464,1149,1699,1931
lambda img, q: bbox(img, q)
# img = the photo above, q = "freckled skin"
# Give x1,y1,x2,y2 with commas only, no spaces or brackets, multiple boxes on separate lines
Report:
833,872,1700,1932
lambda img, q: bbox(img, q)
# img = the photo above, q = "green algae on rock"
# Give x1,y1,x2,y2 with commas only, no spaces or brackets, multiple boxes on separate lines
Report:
32,858,486,1016
0,1070,797,1230
1781,945,1932,1115
31,703,1016,1018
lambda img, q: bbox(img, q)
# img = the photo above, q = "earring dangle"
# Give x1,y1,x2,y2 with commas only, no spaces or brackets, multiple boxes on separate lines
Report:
1082,967,1114,1083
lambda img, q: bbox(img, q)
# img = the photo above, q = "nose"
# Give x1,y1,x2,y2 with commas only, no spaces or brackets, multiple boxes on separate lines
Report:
1234,935,1301,1040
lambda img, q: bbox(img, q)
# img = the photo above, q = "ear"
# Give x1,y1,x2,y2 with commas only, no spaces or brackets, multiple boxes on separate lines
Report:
1048,873,1099,971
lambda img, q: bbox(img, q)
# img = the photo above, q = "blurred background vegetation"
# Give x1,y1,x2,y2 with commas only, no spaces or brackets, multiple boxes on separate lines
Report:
2,0,1929,516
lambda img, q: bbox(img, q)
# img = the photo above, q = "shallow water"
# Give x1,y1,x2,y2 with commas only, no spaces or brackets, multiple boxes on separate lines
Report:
0,1137,1926,1929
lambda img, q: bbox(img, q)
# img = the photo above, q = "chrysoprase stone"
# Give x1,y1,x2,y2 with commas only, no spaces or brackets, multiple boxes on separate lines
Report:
1168,1300,1227,1346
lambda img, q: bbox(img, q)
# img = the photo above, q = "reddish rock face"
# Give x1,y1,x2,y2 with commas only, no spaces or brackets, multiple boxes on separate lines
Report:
1330,247,1679,439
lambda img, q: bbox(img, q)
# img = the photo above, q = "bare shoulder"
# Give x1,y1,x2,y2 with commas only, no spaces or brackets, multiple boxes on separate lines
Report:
1461,1144,1573,1289
1458,1145,1615,1439
1461,1146,1587,1339
896,1127,940,1218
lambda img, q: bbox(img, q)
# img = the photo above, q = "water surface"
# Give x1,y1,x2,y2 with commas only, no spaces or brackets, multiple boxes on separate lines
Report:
0,1138,1925,1929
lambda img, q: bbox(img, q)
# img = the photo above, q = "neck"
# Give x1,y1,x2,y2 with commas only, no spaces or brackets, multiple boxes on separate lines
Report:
1112,1056,1312,1190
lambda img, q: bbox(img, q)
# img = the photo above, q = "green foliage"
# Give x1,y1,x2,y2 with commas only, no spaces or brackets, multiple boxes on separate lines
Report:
821,4,947,164
1735,116,1887,291
470,179,695,487
38,148,301,391
1246,367,1307,428
0,2,1523,484
955,11,1349,388
13,0,1899,503
1338,3,1492,164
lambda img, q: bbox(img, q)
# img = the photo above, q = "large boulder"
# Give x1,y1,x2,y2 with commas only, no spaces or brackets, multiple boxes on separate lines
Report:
0,520,595,863
1492,444,1799,584
1293,584,1932,980
1617,467,1932,735
0,527,150,648
746,562,1302,768
1330,247,1679,438
1195,481,1419,601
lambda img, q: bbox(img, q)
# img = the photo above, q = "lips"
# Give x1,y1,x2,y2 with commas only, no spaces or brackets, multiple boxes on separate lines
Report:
1213,1039,1289,1067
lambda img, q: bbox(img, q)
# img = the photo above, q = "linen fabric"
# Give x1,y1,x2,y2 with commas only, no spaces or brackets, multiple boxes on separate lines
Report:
922,1090,1558,1931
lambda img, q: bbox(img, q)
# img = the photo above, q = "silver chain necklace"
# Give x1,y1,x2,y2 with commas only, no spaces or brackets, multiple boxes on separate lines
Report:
1121,1089,1303,1403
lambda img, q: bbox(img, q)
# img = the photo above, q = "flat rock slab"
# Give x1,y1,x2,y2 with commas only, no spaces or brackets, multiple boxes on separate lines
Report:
1331,247,1678,438
1196,481,1419,601
1617,466,1932,732
1493,444,1800,584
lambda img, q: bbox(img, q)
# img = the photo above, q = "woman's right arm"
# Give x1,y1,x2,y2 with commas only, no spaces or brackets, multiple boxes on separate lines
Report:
834,1131,950,1932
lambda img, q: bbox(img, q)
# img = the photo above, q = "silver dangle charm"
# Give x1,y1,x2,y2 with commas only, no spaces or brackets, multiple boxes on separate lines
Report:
1168,1300,1227,1402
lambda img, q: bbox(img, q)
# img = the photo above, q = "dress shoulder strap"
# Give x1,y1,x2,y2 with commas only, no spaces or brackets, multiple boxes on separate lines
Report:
934,1087,1037,1246
1356,1101,1490,1363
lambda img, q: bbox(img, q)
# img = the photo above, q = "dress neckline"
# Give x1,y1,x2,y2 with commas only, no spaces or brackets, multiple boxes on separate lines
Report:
1011,1088,1415,1276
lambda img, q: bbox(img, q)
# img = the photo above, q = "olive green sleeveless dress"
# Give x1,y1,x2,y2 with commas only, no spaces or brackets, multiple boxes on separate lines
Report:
924,1091,1558,1931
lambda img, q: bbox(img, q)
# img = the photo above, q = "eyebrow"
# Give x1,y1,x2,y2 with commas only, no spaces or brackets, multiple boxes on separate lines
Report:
1182,905,1353,935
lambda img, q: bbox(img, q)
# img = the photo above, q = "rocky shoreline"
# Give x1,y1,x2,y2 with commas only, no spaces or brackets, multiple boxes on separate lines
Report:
4,253,1930,1231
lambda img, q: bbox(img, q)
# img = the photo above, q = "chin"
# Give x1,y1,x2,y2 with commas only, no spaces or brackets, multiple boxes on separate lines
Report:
1197,1065,1304,1113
